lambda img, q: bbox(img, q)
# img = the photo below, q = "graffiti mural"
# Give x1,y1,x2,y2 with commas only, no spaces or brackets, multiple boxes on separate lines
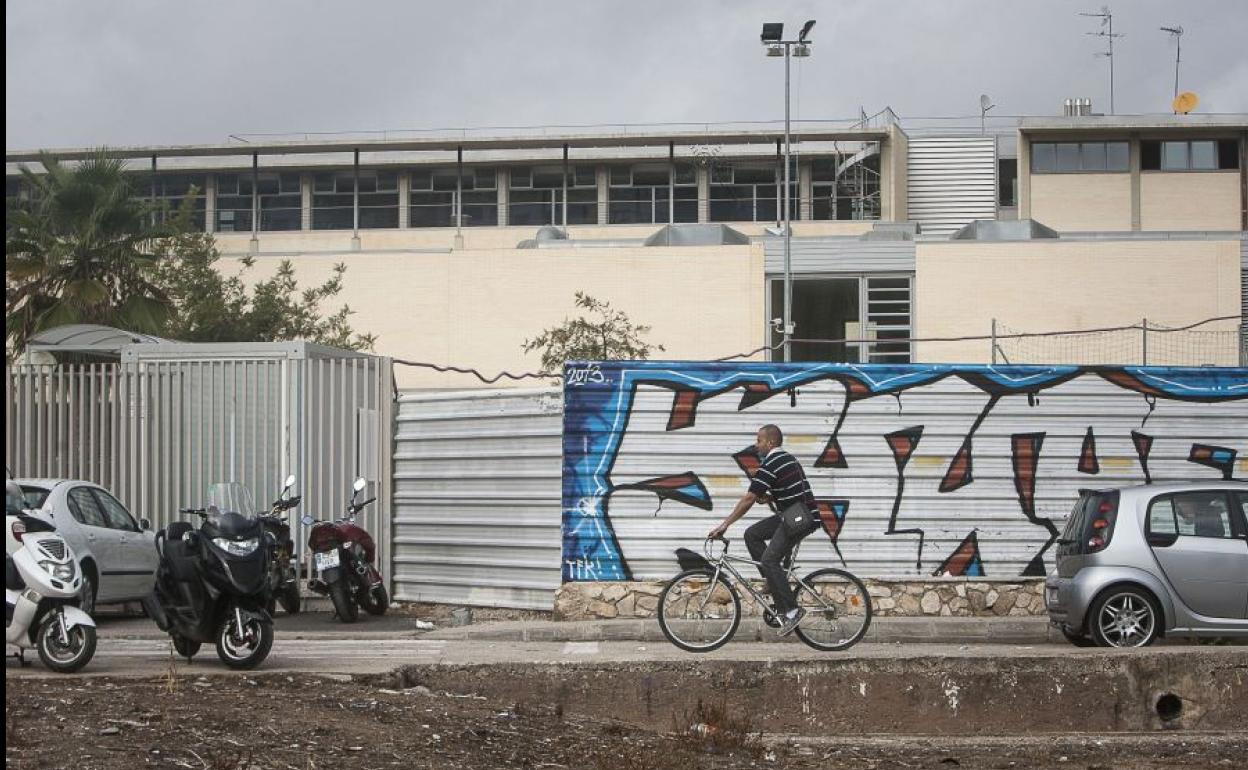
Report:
562,362,1248,582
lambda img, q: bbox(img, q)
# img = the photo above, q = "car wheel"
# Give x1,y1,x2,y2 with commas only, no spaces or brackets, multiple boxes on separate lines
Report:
1089,587,1161,648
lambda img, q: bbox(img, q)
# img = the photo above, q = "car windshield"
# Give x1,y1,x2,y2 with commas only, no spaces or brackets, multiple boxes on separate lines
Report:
19,486,50,509
205,482,257,517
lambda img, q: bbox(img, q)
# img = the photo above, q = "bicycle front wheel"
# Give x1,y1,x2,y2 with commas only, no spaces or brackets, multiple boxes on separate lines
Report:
657,568,741,653
792,568,873,652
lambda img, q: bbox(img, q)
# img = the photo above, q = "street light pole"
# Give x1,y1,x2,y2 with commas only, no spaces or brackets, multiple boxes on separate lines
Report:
762,20,814,363
783,40,792,362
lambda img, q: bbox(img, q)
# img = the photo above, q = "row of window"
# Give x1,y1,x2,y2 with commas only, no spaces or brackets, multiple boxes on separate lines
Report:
1031,139,1240,173
7,159,882,231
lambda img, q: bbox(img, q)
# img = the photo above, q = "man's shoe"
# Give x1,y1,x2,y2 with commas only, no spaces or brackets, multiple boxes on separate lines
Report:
777,607,805,637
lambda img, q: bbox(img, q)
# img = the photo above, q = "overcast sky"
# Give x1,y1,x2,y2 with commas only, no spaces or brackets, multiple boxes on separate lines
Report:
6,0,1247,150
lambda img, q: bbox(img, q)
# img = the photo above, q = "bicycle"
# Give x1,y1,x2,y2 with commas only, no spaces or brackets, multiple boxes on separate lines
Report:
657,536,873,653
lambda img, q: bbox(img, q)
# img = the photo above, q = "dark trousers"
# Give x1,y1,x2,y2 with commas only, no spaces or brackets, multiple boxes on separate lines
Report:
744,515,816,614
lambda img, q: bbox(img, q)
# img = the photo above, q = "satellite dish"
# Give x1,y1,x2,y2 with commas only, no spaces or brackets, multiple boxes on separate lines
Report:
1172,91,1199,114
980,94,994,111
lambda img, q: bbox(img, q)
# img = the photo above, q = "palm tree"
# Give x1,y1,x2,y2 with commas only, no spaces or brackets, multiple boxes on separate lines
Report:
6,150,173,357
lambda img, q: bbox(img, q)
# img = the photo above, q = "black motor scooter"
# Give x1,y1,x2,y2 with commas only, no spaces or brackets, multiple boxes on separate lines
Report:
142,484,274,669
259,475,301,615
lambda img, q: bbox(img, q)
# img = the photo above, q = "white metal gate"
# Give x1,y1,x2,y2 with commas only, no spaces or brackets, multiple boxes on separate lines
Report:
5,349,394,585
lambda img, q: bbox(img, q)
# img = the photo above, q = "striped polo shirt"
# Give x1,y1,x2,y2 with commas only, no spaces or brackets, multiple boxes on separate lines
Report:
749,448,819,517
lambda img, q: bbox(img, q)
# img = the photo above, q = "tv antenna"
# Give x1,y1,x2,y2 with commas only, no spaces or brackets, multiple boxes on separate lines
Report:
979,94,995,135
1160,25,1183,105
1080,6,1124,113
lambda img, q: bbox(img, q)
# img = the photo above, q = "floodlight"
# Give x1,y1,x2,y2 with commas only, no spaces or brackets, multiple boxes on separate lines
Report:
798,20,816,42
766,45,784,57
793,44,811,57
761,23,783,43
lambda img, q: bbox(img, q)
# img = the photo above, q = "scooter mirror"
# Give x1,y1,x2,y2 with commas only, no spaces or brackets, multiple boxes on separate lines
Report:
300,515,314,526
353,478,367,493
284,474,296,490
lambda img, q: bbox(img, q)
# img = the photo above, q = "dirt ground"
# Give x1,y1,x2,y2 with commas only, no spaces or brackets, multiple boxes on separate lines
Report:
6,674,1246,770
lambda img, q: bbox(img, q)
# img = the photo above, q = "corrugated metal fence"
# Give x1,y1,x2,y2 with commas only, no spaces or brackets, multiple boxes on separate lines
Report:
392,387,562,609
5,356,393,584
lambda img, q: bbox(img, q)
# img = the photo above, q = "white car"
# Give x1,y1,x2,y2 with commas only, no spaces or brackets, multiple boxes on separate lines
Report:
14,479,158,615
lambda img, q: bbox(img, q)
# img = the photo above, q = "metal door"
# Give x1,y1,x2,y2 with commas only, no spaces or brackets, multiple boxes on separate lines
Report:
1146,491,1248,620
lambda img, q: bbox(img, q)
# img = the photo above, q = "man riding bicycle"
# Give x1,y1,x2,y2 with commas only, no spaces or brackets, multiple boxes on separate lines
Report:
707,424,820,636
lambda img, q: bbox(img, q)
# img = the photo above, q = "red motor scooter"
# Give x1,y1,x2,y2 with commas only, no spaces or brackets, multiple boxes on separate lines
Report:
301,478,388,623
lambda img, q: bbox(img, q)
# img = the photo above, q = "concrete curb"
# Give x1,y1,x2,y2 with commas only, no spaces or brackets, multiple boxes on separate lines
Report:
424,616,1062,645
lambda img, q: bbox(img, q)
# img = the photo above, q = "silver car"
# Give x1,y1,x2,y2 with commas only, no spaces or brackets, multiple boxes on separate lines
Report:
1046,481,1248,647
16,479,159,616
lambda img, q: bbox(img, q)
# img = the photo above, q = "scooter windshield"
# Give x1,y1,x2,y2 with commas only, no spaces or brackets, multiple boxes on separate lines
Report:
205,482,257,518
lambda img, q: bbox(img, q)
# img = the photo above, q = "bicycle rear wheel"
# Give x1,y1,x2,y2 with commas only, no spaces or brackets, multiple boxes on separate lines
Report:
792,568,873,651
657,568,741,653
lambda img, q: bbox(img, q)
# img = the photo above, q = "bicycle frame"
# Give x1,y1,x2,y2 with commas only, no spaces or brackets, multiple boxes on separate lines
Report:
697,537,816,615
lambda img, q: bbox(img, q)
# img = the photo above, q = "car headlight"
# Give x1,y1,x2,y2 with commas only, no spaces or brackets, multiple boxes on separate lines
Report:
39,560,76,581
212,537,259,556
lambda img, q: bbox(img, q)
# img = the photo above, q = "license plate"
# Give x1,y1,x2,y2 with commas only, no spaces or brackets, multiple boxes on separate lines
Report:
314,551,340,571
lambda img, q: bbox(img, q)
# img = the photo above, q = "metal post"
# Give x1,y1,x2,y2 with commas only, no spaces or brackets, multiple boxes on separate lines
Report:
456,145,464,235
1108,13,1115,114
991,318,998,364
561,143,569,230
668,141,675,224
150,155,158,228
783,42,793,362
250,153,259,253
775,138,783,229
351,149,361,250
1142,317,1148,365
454,145,464,249
1173,32,1181,100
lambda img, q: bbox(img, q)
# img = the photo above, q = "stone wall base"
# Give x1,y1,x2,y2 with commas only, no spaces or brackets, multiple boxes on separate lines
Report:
554,578,1046,620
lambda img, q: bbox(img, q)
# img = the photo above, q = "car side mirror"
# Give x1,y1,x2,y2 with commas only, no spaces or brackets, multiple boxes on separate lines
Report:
140,518,151,531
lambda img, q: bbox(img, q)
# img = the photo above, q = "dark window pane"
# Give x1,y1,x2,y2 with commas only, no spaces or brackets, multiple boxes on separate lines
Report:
674,163,696,185
998,158,1017,206
735,166,774,184
377,171,398,192
410,169,432,190
1190,141,1217,170
710,165,732,184
357,174,377,194
1031,143,1056,173
461,203,498,227
1141,140,1161,171
510,167,531,188
432,170,459,191
632,167,668,186
1106,142,1129,171
1217,139,1239,170
314,173,335,193
609,166,630,186
1162,141,1188,170
1081,142,1107,171
574,166,596,187
474,168,496,189
1055,143,1081,172
531,168,564,189
408,205,453,228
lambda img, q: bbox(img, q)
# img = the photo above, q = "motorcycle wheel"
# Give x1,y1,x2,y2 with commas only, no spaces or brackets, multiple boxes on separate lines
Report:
215,612,274,670
279,583,302,615
172,634,201,660
329,579,359,623
360,583,389,616
36,613,97,674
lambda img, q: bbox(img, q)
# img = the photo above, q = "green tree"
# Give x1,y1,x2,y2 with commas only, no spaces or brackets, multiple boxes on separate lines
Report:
153,208,375,351
522,292,664,372
5,151,172,355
